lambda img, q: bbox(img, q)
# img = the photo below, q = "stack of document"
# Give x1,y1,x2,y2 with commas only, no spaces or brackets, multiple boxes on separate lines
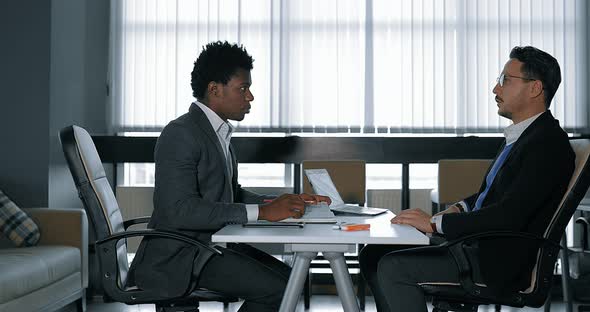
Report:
280,202,336,223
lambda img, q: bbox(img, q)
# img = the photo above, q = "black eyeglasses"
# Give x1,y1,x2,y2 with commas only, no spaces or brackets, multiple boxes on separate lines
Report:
496,73,536,87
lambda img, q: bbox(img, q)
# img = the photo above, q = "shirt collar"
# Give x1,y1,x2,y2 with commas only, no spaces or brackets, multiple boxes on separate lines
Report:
503,111,544,145
195,101,234,139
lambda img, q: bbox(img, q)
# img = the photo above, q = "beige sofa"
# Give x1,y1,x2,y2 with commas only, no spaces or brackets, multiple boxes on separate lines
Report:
0,208,88,312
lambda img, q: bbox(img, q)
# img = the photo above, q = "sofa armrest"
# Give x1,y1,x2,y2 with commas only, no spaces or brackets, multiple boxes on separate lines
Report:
23,208,89,289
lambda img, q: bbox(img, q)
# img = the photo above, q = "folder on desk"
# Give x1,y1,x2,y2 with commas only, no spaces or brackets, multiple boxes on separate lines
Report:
305,168,388,216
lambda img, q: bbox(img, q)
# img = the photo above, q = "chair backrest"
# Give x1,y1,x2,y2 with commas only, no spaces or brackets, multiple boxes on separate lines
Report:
524,139,590,302
437,159,492,205
302,160,366,205
59,125,129,287
544,139,590,242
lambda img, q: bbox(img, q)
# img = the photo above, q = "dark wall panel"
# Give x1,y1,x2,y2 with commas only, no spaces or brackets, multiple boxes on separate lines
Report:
0,1,51,206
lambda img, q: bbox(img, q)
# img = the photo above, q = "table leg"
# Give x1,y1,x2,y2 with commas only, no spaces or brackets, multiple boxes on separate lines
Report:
280,251,317,312
323,252,360,312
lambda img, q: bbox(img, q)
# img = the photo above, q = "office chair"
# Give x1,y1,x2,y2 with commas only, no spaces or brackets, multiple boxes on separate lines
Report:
59,125,238,312
431,159,492,214
411,139,590,312
301,160,367,309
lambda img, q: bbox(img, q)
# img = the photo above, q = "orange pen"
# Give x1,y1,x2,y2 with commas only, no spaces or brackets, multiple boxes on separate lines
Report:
333,223,371,231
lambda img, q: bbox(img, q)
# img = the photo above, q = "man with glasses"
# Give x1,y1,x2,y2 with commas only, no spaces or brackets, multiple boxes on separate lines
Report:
360,46,575,312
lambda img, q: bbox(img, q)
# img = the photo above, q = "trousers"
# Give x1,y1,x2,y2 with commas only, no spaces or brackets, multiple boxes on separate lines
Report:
359,237,483,312
194,243,290,312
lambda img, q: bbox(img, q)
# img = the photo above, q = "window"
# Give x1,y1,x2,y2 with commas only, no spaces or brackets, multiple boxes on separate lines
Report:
111,0,588,192
110,0,588,134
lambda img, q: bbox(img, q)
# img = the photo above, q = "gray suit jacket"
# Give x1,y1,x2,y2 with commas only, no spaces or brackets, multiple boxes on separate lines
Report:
128,103,270,297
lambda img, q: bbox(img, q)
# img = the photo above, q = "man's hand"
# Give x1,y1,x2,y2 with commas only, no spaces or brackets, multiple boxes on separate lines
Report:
258,194,307,222
299,193,332,205
391,208,433,233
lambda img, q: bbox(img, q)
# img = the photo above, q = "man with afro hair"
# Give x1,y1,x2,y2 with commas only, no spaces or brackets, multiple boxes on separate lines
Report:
129,41,330,311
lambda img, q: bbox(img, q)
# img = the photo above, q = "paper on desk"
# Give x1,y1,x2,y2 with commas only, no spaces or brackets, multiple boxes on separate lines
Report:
281,202,337,223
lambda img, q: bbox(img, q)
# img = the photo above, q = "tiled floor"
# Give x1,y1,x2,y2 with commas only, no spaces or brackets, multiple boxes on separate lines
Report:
77,296,576,312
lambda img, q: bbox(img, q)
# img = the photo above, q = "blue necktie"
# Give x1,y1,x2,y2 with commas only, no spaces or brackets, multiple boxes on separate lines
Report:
473,143,514,211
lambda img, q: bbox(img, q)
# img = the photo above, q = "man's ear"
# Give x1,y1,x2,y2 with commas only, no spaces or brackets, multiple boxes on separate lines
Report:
530,80,543,99
208,82,219,98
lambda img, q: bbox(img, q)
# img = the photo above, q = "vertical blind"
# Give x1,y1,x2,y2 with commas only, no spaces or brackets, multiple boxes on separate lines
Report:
109,0,588,134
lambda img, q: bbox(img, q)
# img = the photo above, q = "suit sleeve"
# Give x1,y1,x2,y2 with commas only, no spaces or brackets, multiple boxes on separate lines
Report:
151,124,248,231
442,137,573,240
235,185,274,204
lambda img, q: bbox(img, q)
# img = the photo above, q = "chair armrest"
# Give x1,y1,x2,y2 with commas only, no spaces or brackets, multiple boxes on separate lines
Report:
95,229,221,303
95,229,221,255
444,231,559,298
23,207,89,288
444,230,560,249
123,216,151,230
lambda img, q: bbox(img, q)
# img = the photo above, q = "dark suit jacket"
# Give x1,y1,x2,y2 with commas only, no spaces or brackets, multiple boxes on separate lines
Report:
128,103,271,297
442,110,574,292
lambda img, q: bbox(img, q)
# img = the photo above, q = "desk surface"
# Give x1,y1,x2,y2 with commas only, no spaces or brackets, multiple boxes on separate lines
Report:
212,211,429,245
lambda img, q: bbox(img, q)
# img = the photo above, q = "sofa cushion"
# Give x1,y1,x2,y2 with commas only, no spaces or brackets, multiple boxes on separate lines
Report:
0,190,40,247
0,245,81,303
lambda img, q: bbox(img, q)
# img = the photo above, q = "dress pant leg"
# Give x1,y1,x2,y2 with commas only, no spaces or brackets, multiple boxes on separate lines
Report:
195,243,290,312
227,242,292,279
359,244,413,312
359,236,447,312
377,246,462,312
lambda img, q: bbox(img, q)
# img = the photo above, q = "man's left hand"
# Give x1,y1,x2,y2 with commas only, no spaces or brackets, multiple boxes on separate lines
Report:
391,208,433,233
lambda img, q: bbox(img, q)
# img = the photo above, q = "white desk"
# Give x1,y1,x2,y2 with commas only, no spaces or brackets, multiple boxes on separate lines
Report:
212,212,429,312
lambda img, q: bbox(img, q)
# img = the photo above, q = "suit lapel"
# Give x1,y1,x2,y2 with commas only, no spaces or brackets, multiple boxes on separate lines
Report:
497,110,552,172
480,111,553,202
229,145,238,198
189,104,234,201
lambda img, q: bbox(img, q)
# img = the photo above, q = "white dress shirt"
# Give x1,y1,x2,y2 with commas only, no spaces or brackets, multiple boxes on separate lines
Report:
195,101,259,221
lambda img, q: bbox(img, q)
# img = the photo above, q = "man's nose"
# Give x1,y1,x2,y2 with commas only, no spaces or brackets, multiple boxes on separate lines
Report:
246,90,254,101
492,83,500,95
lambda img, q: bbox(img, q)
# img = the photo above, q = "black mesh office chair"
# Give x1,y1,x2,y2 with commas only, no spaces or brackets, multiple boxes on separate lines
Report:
401,139,590,312
59,125,238,312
